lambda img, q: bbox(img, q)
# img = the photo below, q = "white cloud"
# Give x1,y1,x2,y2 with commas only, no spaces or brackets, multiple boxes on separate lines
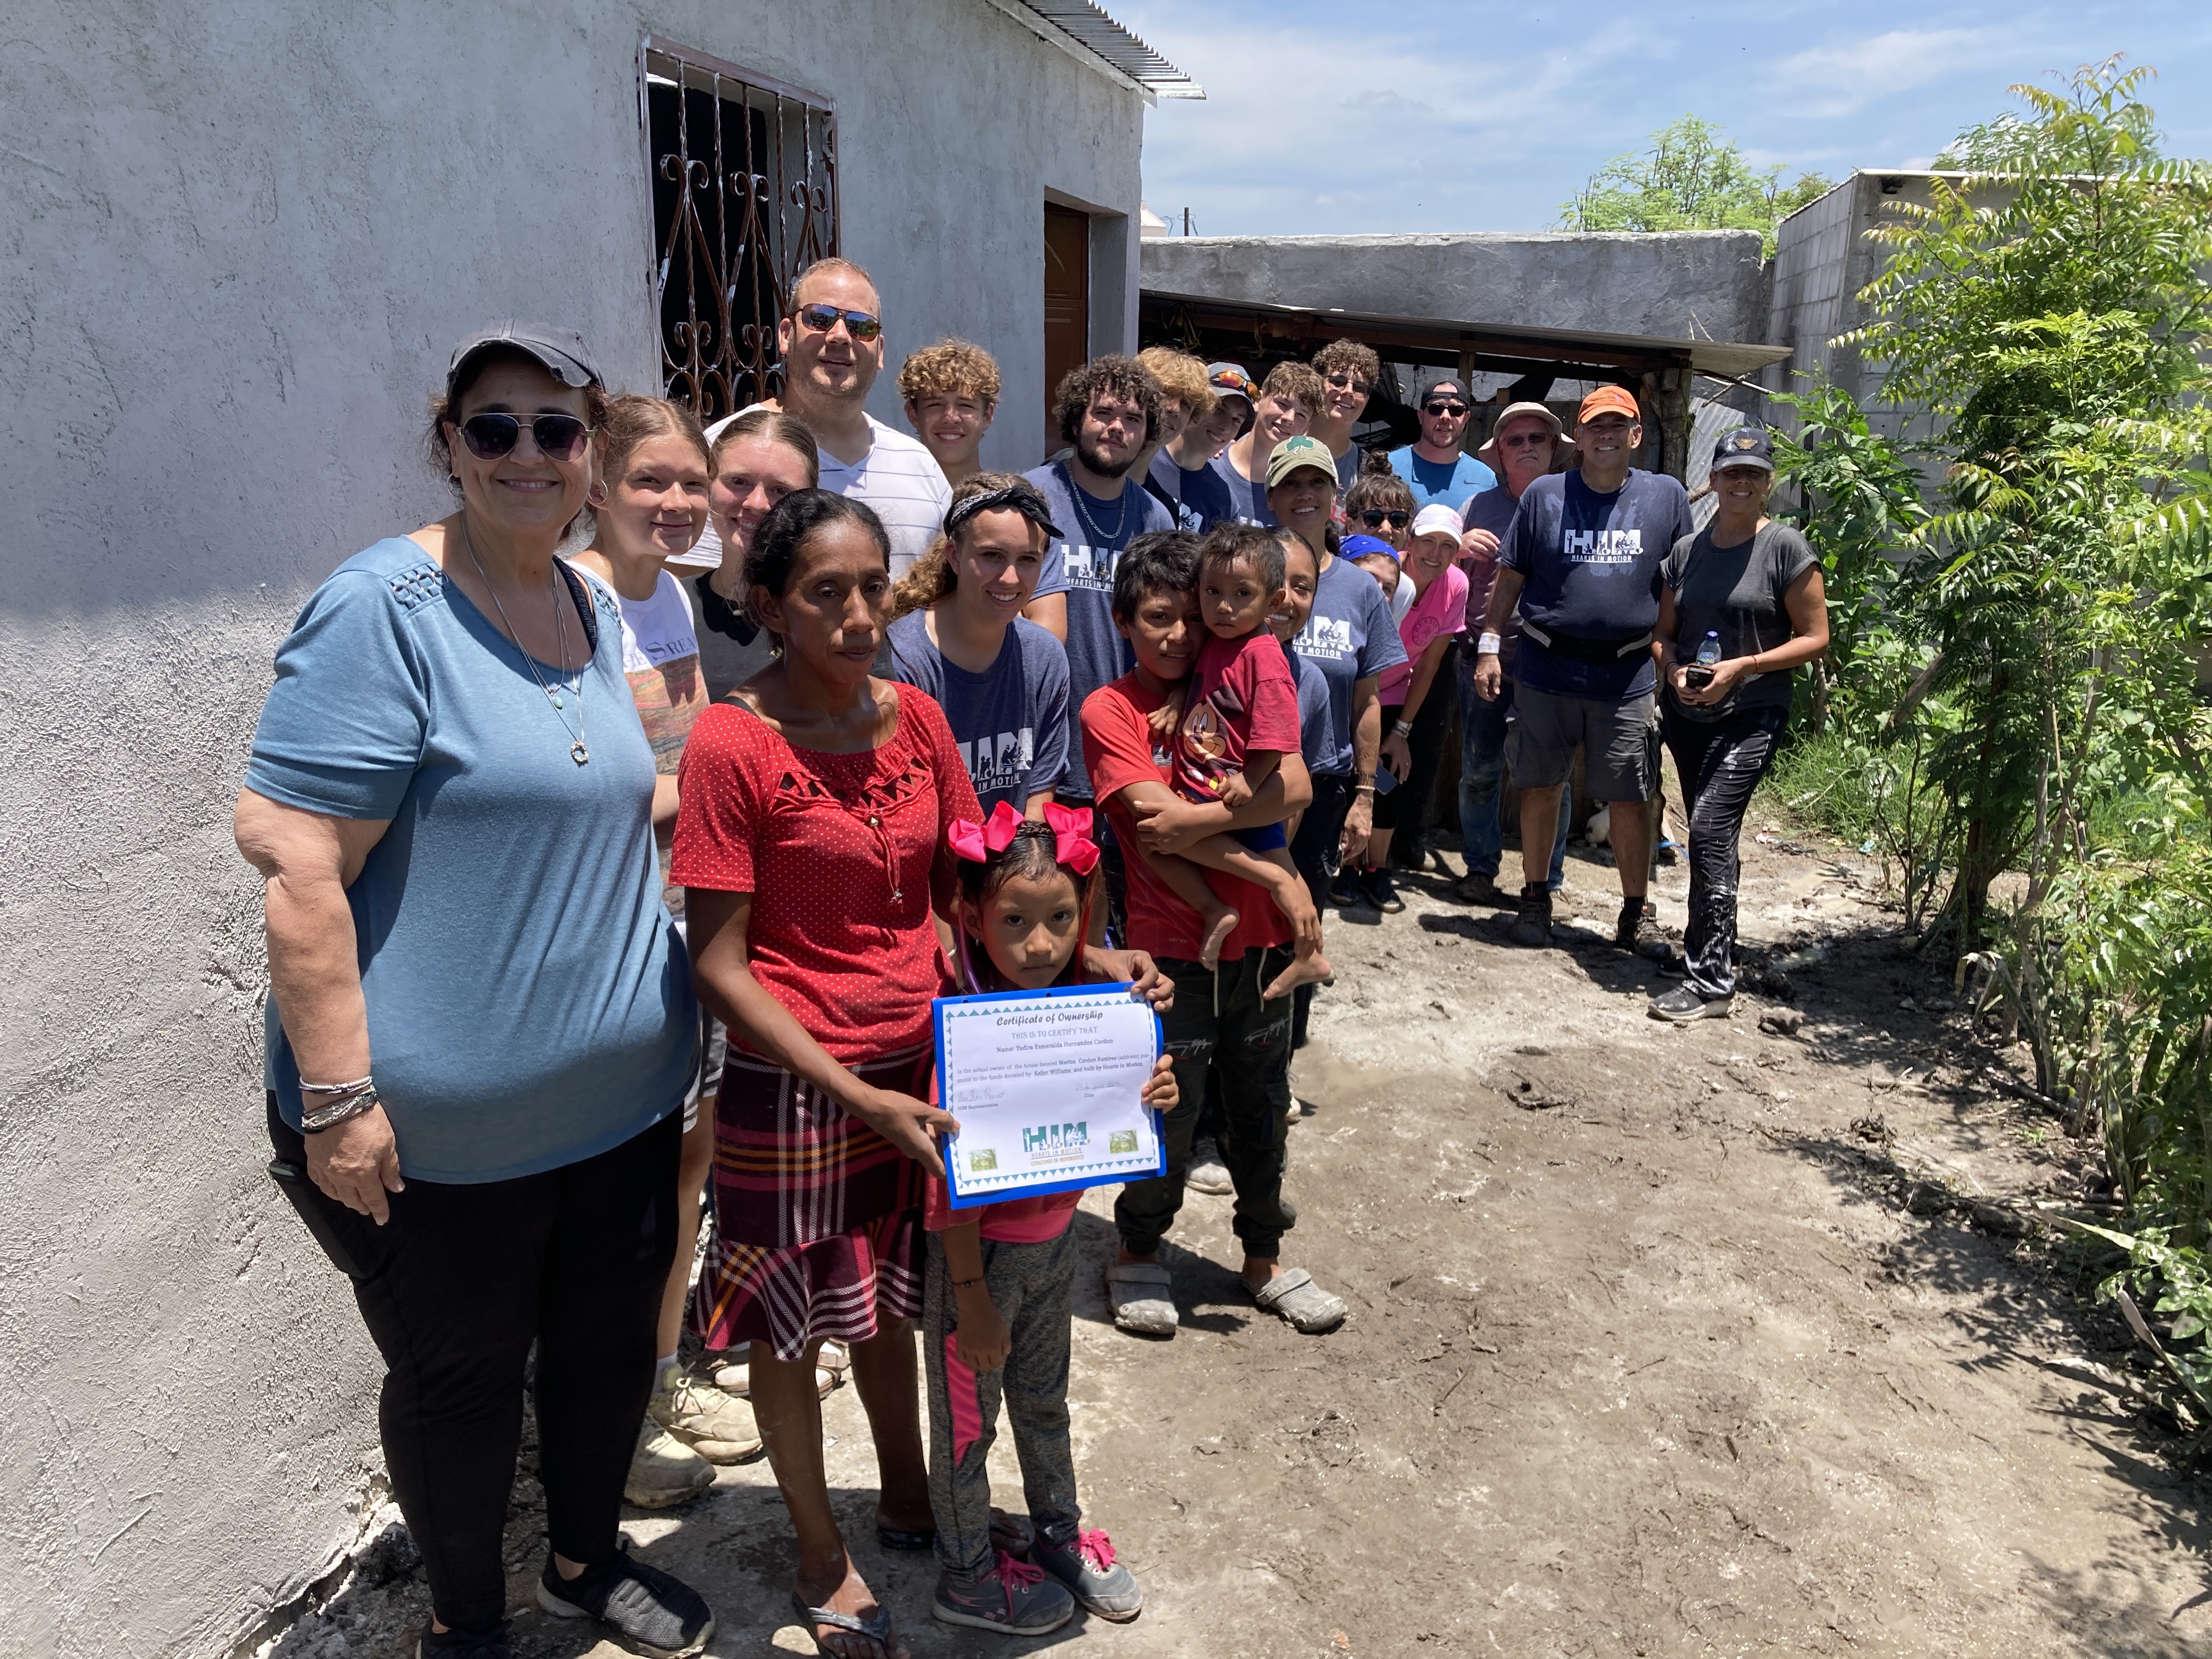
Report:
1770,27,2012,117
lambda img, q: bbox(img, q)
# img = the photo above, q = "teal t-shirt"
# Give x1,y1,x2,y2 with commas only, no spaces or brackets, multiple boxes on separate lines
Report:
248,538,696,1183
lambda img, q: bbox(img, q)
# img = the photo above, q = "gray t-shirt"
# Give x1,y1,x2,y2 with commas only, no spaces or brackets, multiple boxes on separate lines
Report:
888,611,1071,814
1659,521,1818,723
1458,484,1524,660
686,574,778,704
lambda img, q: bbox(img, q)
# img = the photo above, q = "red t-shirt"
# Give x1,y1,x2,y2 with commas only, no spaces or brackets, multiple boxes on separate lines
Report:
671,689,984,1063
1175,628,1303,802
1081,674,1294,964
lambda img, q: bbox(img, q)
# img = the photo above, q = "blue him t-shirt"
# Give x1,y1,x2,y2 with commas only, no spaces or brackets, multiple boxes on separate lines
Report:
1387,445,1498,515
1498,468,1696,701
1290,551,1409,777
1207,452,1275,527
1026,461,1175,799
1284,638,1333,770
1148,448,1237,534
247,538,697,1184
888,610,1071,815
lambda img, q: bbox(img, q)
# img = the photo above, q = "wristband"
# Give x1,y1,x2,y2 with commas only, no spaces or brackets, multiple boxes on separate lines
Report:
1477,631,1503,655
1392,720,1414,738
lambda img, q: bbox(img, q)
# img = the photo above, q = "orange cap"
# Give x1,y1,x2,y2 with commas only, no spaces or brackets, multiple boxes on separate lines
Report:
1577,385,1640,425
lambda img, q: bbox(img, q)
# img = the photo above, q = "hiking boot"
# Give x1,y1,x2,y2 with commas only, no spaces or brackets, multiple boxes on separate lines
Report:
1362,866,1404,913
1453,870,1506,907
1649,985,1734,1023
932,1553,1076,1635
538,1542,714,1657
418,1623,510,1659
1615,899,1674,960
1186,1138,1232,1195
1036,1528,1144,1622
651,1368,762,1464
1508,885,1553,947
623,1418,714,1509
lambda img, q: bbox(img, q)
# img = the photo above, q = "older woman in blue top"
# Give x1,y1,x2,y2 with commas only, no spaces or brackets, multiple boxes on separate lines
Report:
233,323,710,1659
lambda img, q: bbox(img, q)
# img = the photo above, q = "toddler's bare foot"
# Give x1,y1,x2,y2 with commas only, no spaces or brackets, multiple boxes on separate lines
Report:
1263,948,1333,1002
1199,907,1240,970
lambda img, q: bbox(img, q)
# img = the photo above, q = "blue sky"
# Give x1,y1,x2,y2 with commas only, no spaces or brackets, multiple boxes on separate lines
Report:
1110,1,2212,236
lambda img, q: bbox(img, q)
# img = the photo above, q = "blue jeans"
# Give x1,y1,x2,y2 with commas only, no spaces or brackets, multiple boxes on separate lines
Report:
1458,657,1569,891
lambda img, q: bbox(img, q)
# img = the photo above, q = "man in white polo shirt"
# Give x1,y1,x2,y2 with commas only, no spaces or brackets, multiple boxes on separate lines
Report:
696,256,952,580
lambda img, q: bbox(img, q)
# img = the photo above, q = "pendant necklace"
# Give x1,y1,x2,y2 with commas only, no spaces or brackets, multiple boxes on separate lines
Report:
460,519,590,765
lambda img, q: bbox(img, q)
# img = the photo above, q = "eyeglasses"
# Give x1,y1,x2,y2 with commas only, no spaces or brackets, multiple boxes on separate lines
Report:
457,413,595,461
1360,509,1412,530
1324,371,1372,394
1423,402,1470,419
793,303,883,341
1498,430,1553,450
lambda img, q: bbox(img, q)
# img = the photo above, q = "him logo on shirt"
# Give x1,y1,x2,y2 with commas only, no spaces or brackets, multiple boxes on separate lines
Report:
1059,543,1118,592
1294,614,1354,660
961,729,1035,795
1563,529,1643,565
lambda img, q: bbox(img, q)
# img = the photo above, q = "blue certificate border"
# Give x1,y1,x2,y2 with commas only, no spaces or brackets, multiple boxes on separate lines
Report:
933,981,1165,1209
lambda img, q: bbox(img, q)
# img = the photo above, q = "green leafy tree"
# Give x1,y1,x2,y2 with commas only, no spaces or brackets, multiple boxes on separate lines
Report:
1556,115,1832,256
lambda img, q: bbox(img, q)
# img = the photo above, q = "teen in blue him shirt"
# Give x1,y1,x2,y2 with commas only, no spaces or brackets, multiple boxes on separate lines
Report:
1387,373,1496,514
1471,386,1694,958
1022,356,1175,804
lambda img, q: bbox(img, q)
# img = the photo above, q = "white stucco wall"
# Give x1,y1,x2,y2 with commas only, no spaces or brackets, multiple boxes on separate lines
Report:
0,5,1143,1655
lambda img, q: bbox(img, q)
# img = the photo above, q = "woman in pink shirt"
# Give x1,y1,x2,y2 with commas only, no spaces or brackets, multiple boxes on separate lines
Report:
1352,504,1469,911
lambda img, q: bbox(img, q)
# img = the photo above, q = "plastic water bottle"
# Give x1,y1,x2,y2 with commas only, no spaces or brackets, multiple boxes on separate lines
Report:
1696,631,1722,667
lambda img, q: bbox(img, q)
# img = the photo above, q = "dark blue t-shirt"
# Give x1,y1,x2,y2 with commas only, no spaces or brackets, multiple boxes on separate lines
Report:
1208,452,1274,527
1498,469,1695,699
888,611,1071,814
1388,445,1497,514
1026,462,1175,799
1147,448,1237,534
1290,552,1408,776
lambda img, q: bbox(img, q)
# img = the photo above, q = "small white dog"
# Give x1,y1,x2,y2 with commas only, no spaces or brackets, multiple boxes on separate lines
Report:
1585,805,1611,848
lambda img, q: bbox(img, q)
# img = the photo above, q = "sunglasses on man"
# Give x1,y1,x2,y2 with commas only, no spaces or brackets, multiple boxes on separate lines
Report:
1360,509,1412,531
456,413,595,462
792,303,883,341
1323,370,1372,395
1423,401,1470,419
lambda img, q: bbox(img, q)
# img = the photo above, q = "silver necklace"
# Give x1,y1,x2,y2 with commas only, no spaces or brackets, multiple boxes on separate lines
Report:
1061,461,1128,545
459,520,589,765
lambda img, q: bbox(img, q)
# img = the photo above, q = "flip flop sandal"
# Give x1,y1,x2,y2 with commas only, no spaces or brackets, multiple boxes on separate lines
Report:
1105,1263,1178,1337
1250,1267,1346,1334
879,1508,1032,1555
790,1590,895,1657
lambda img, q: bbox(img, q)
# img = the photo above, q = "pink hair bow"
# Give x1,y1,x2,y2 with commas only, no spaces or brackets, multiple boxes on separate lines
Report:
947,800,1024,864
1043,802,1102,877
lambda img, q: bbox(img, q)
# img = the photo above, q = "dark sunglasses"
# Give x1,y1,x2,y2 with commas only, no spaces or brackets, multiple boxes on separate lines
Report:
457,413,594,461
1361,509,1412,530
794,303,883,341
1423,401,1470,418
1324,371,1372,394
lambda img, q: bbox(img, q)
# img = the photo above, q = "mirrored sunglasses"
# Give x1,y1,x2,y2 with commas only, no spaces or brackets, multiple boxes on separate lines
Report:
458,413,594,461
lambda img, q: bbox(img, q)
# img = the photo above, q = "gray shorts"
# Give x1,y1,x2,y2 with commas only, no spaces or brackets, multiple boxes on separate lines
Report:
1505,685,1658,800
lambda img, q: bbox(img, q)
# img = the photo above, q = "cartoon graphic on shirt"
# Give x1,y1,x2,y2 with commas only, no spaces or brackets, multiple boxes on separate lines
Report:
1176,682,1243,797
1293,613,1356,660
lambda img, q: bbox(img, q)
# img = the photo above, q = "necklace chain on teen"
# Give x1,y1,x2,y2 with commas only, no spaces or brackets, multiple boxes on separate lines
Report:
459,519,589,765
1062,461,1128,545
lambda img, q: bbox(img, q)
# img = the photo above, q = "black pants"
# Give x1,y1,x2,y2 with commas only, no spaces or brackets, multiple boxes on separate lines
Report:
268,1100,680,1633
1288,771,1355,1049
1116,949,1297,1259
1373,643,1459,849
1662,704,1787,1001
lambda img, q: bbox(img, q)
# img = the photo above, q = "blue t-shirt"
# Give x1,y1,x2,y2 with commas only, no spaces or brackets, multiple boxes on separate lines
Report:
1286,639,1332,770
247,539,697,1183
1498,469,1696,699
1026,462,1175,799
1388,445,1497,515
1147,448,1237,534
1290,552,1409,776
1207,452,1274,527
888,611,1071,814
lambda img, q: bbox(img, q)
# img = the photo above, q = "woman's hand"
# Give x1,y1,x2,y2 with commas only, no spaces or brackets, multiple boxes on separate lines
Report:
1679,656,1755,707
853,1087,960,1181
953,1286,1012,1372
1140,1052,1179,1114
1380,732,1411,780
306,1103,406,1225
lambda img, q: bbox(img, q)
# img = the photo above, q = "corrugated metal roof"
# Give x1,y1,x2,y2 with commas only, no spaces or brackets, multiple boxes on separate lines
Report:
1002,1,1204,99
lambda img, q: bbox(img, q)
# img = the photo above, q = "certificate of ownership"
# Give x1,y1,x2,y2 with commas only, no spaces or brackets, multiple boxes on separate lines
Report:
933,983,1165,1207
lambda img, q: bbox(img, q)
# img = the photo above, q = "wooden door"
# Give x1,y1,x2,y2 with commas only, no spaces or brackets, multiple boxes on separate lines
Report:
1043,204,1090,451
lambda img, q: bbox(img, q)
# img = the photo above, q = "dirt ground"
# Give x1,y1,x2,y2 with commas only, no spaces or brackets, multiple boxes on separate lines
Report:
262,807,2212,1659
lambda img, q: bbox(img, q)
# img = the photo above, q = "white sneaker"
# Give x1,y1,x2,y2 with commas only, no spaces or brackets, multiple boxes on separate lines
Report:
651,1369,762,1463
624,1418,714,1508
1186,1139,1233,1195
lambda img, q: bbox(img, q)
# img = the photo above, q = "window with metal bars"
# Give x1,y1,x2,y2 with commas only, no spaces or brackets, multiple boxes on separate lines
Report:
640,41,838,420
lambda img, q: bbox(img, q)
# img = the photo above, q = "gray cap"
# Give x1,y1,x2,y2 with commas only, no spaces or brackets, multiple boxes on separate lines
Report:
447,320,602,394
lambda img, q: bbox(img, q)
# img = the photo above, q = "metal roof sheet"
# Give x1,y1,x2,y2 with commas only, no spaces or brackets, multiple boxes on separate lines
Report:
996,1,1204,100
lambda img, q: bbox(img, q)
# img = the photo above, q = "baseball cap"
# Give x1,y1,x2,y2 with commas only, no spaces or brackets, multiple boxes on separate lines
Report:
1417,373,1469,407
1266,434,1339,489
1206,362,1258,404
1340,534,1398,561
1576,385,1640,425
1410,503,1465,543
1475,400,1567,466
1710,425,1775,473
447,320,603,395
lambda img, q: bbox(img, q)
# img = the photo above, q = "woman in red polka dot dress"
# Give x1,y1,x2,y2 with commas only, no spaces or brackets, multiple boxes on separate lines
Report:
672,488,979,1655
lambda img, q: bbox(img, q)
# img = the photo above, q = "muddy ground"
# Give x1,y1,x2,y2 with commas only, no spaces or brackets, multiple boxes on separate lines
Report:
263,809,2212,1659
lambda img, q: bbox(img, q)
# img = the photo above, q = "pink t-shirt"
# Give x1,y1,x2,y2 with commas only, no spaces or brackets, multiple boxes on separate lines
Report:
1381,563,1470,703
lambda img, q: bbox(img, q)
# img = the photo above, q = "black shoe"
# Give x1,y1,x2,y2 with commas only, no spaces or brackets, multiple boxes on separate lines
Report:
1649,985,1734,1022
1508,885,1553,947
538,1545,714,1657
1453,871,1506,907
1615,900,1673,960
1362,866,1405,913
419,1626,510,1659
1328,871,1364,909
